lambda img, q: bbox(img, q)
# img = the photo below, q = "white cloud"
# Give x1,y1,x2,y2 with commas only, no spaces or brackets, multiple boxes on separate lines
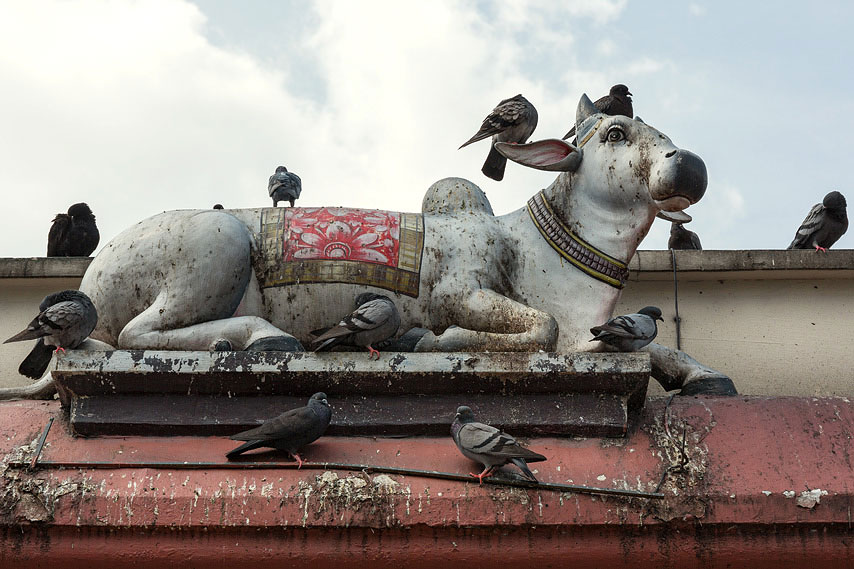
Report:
689,4,707,17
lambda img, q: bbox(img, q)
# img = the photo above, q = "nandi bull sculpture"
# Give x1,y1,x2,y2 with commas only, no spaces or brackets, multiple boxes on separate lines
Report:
65,95,731,396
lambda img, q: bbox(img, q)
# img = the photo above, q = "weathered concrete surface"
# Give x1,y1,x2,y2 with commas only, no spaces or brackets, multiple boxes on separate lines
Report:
3,397,854,567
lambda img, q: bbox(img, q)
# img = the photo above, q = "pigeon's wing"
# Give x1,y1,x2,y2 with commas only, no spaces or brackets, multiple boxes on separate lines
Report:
40,301,87,331
312,299,393,344
590,315,643,339
65,222,99,256
230,406,315,442
690,232,702,250
47,214,70,256
459,97,530,148
788,203,825,249
593,94,617,113
458,422,546,462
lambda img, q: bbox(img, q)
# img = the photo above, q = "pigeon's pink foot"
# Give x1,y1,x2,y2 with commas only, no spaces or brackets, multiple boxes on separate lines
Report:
815,245,827,252
367,346,380,360
54,347,66,354
469,468,495,485
293,454,304,469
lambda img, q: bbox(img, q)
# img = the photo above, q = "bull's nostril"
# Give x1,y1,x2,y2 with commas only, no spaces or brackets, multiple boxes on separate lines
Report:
665,150,677,158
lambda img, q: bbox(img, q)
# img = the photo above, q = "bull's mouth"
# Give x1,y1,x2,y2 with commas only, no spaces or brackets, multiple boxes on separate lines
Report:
654,195,692,212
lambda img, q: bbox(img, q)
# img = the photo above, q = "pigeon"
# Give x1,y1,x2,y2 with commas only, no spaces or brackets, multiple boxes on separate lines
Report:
787,191,848,252
311,293,401,359
213,204,224,210
268,166,302,207
226,392,332,465
668,222,702,250
451,406,546,484
4,290,98,379
459,94,538,182
562,84,633,140
589,306,663,352
46,203,100,257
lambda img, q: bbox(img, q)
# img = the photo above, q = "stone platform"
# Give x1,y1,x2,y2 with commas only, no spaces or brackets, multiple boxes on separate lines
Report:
51,351,651,437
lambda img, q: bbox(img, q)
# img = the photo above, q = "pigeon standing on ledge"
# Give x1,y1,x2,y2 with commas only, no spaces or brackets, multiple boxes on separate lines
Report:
787,191,848,252
268,165,302,207
668,222,702,250
563,84,633,140
4,290,98,379
451,406,547,484
589,306,663,352
226,392,332,466
312,293,400,359
47,202,100,256
459,94,538,181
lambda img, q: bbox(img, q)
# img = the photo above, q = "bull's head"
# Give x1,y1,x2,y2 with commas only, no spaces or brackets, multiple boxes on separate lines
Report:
496,94,707,221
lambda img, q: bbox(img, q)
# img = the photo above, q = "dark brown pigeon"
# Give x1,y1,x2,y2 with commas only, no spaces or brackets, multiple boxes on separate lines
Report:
459,94,538,181
562,84,633,140
312,293,400,359
4,290,98,379
668,222,702,250
451,406,546,484
46,203,100,256
226,392,331,465
787,191,848,252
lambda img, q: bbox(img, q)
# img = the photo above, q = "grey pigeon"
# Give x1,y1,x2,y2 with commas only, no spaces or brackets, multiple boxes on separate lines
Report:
46,203,100,256
451,406,546,484
589,306,663,352
213,204,224,210
787,191,848,252
563,84,633,140
668,222,702,250
4,290,98,379
311,293,401,359
268,165,302,207
226,392,331,465
459,94,538,181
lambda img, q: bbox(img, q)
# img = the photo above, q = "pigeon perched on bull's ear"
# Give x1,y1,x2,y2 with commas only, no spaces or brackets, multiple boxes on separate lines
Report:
226,392,332,466
268,165,302,207
589,306,663,352
459,94,538,181
787,191,848,252
451,406,547,484
668,222,702,250
4,290,98,379
563,84,633,140
312,293,401,359
47,203,99,257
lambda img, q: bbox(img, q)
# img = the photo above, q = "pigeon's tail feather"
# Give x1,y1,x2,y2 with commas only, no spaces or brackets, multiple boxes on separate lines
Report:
226,439,265,459
511,458,539,482
4,328,43,344
18,339,54,379
482,144,507,181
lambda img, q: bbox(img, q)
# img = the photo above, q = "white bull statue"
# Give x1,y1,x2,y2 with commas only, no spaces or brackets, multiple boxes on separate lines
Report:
72,95,733,395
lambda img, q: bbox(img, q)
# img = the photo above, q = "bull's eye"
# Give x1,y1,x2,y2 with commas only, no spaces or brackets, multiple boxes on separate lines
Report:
606,126,625,143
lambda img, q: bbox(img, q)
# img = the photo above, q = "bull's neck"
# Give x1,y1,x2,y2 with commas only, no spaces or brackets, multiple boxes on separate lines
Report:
540,174,656,263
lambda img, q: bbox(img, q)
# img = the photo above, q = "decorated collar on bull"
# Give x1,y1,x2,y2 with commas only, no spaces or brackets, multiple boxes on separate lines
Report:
497,93,706,290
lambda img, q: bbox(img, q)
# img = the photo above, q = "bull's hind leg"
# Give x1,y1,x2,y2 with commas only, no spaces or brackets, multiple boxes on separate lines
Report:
415,288,558,352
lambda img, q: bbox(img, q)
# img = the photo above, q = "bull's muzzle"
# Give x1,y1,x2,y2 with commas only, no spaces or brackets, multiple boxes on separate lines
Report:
651,149,708,211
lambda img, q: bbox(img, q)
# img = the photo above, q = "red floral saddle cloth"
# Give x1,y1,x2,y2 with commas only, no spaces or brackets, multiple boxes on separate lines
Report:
254,207,425,297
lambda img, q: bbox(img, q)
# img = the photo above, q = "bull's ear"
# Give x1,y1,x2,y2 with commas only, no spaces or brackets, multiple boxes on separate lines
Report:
634,116,645,123
495,139,583,172
576,94,598,124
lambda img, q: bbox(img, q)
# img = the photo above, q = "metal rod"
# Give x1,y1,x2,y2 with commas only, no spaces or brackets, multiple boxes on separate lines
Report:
670,248,682,351
29,416,54,470
7,459,664,499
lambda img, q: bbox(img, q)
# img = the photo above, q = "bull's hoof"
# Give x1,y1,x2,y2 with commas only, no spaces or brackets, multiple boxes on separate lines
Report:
378,327,431,352
679,375,738,396
246,335,305,352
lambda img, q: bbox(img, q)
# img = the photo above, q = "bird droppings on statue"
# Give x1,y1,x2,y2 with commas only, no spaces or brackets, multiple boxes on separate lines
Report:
459,94,538,181
451,405,547,484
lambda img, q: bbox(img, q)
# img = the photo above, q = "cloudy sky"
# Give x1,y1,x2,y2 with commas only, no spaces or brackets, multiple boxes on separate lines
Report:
1,0,852,257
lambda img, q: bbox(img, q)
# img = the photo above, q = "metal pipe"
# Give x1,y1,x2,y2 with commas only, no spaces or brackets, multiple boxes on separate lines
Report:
9,458,664,499
29,416,54,470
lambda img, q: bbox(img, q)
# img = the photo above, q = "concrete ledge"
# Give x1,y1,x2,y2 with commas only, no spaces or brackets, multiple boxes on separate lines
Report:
0,257,92,278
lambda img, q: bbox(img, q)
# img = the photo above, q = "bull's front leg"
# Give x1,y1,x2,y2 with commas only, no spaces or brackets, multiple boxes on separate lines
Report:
415,288,558,352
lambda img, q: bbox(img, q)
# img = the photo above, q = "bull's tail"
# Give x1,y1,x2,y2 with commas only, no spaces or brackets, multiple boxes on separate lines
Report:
481,144,507,181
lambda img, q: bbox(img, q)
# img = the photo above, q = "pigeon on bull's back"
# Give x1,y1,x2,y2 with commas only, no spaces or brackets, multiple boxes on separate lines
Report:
226,392,331,466
787,191,848,252
4,290,98,379
312,293,400,359
459,94,538,182
589,306,663,352
668,222,702,250
451,405,546,484
562,84,633,140
268,165,302,207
